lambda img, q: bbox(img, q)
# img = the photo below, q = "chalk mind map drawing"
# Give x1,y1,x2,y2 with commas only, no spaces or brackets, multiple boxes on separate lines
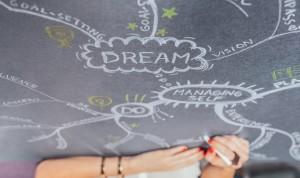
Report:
2,0,300,73
1,0,300,162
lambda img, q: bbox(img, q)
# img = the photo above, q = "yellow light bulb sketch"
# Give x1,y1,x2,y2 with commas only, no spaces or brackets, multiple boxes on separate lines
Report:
125,94,147,103
87,96,113,110
45,26,75,48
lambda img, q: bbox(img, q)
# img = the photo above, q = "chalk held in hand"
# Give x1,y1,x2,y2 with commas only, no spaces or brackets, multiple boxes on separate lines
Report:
203,135,232,166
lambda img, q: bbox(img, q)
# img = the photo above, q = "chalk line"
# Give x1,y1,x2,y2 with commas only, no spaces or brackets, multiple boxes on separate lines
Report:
0,77,62,102
0,1,97,41
148,0,158,38
257,83,300,98
250,128,266,148
0,100,58,107
208,30,300,62
270,0,282,37
214,104,297,146
225,0,249,17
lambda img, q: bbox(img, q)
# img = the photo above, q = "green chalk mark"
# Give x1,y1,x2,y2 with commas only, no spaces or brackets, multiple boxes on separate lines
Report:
156,28,168,37
162,7,178,19
127,22,138,31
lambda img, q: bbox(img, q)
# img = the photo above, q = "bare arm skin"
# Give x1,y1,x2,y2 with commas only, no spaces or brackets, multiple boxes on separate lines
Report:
35,146,205,178
35,135,249,178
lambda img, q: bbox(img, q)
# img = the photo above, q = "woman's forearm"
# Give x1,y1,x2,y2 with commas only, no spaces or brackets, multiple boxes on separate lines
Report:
201,164,235,178
35,146,205,178
35,156,139,178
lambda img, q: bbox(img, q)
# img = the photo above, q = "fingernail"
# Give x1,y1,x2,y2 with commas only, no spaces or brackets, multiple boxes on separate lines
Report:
182,146,188,151
209,138,213,144
208,147,214,153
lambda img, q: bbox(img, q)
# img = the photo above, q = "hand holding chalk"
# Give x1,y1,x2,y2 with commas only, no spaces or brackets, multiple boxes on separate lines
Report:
203,135,232,166
202,135,250,169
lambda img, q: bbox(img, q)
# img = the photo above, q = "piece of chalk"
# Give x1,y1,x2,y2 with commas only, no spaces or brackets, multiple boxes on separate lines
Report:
203,135,232,166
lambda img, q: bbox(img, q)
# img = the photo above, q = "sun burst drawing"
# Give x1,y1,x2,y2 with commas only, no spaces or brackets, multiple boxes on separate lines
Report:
151,80,264,108
150,107,174,123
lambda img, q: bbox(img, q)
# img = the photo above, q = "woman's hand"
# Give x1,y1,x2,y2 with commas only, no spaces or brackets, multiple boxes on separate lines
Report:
205,135,249,169
128,146,205,173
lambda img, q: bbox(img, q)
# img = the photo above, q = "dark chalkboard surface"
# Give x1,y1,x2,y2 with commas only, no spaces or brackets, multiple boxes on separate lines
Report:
0,0,300,163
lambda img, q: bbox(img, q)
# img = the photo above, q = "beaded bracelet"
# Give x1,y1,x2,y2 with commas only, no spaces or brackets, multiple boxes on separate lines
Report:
118,157,124,178
100,157,107,178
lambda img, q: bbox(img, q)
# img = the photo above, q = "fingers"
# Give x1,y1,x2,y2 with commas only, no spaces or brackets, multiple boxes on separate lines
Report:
173,147,202,159
224,135,249,153
213,136,248,160
223,136,249,161
175,148,204,163
165,146,188,155
137,146,205,172
172,148,205,170
205,147,228,167
209,139,235,160
206,135,250,169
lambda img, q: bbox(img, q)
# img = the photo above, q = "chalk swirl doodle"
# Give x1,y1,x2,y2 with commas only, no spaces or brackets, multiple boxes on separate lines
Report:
87,96,113,109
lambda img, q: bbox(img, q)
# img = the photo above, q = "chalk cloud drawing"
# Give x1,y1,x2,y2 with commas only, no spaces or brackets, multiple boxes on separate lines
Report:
77,36,209,74
290,145,300,161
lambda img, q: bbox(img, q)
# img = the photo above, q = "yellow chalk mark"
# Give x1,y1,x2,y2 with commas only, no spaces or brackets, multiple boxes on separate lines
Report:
134,94,139,103
45,26,75,48
272,65,300,81
130,122,139,129
125,94,147,103
87,96,112,110
272,71,277,81
140,94,147,103
125,94,130,103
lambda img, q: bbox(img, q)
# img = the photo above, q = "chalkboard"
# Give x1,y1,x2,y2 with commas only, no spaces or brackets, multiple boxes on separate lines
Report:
0,0,300,163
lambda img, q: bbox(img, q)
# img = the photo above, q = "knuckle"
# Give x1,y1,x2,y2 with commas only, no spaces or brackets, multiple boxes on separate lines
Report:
188,159,197,165
205,156,214,162
163,158,171,164
214,136,222,141
169,165,176,170
245,148,250,153
155,151,163,157
228,151,235,160
229,136,236,141
231,144,239,151
192,155,200,161
244,155,249,161
172,165,180,170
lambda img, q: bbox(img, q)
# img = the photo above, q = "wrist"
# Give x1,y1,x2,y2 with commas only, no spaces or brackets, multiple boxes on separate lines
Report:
122,156,140,175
